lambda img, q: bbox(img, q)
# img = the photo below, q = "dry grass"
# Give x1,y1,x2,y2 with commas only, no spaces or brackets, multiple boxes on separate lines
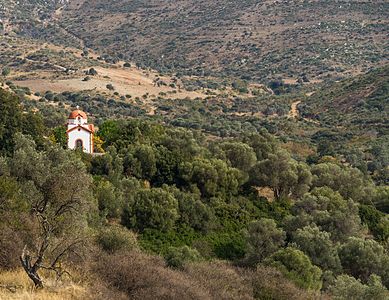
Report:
0,269,88,300
94,250,257,299
184,261,254,299
93,250,211,299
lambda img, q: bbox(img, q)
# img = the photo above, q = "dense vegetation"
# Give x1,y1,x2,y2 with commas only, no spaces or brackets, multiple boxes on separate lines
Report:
0,86,388,298
8,65,387,188
0,1,388,298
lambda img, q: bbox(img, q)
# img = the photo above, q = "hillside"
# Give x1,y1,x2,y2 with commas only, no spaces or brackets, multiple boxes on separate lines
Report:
0,85,389,299
2,0,388,82
0,1,388,299
55,0,389,81
301,65,389,133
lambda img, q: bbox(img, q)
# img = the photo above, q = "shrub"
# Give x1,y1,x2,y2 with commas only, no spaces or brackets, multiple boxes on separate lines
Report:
184,261,253,299
2,67,10,77
106,84,115,91
97,226,138,253
87,68,98,75
338,237,389,288
92,251,209,299
244,218,286,266
164,246,200,269
0,226,25,269
265,247,323,290
94,179,123,219
121,188,179,232
252,266,316,300
329,274,389,300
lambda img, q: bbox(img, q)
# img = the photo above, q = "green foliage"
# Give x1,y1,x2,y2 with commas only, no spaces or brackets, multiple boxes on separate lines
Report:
97,226,138,253
329,274,389,300
51,126,67,148
244,218,286,266
1,67,10,77
216,141,257,173
139,227,199,254
250,150,312,199
265,247,323,291
123,144,157,180
292,225,341,272
122,188,179,232
94,179,123,219
287,187,362,242
0,175,26,216
164,246,200,269
0,89,23,154
179,157,244,198
98,119,165,150
338,237,389,288
373,186,389,213
167,186,213,232
0,89,46,154
311,162,374,203
359,204,389,242
205,231,246,260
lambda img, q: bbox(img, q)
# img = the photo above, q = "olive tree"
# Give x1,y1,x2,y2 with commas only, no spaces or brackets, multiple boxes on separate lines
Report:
122,187,179,232
286,187,363,242
311,163,375,203
292,225,341,272
10,134,93,288
249,150,312,200
329,274,389,300
244,218,286,265
338,237,389,288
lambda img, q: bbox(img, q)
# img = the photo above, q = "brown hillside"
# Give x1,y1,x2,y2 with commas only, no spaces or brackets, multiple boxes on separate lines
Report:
58,0,388,81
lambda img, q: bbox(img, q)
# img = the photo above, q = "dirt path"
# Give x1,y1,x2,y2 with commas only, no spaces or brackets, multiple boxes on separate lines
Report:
289,100,301,119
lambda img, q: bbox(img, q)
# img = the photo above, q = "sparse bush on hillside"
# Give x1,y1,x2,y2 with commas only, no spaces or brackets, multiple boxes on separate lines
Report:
1,67,10,77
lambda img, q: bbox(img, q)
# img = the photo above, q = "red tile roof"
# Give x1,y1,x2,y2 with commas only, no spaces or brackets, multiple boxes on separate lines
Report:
69,110,87,119
66,125,94,134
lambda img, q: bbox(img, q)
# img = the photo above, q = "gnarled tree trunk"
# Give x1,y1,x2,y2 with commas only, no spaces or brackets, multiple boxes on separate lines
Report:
20,246,43,288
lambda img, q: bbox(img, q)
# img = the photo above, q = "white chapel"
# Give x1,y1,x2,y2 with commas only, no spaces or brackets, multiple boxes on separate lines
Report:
66,107,95,154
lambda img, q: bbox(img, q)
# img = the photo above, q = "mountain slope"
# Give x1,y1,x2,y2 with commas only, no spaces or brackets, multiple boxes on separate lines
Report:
301,65,389,133
57,0,388,81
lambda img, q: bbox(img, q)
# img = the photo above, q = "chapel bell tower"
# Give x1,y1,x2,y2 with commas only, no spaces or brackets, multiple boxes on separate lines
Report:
66,106,95,154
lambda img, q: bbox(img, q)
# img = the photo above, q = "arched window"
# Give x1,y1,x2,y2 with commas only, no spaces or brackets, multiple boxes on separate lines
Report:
75,139,83,150
77,116,82,124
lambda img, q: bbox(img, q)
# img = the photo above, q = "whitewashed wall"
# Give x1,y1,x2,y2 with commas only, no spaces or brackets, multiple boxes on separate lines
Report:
68,128,92,153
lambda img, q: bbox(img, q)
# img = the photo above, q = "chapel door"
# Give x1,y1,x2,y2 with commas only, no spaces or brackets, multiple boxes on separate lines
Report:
76,139,83,150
